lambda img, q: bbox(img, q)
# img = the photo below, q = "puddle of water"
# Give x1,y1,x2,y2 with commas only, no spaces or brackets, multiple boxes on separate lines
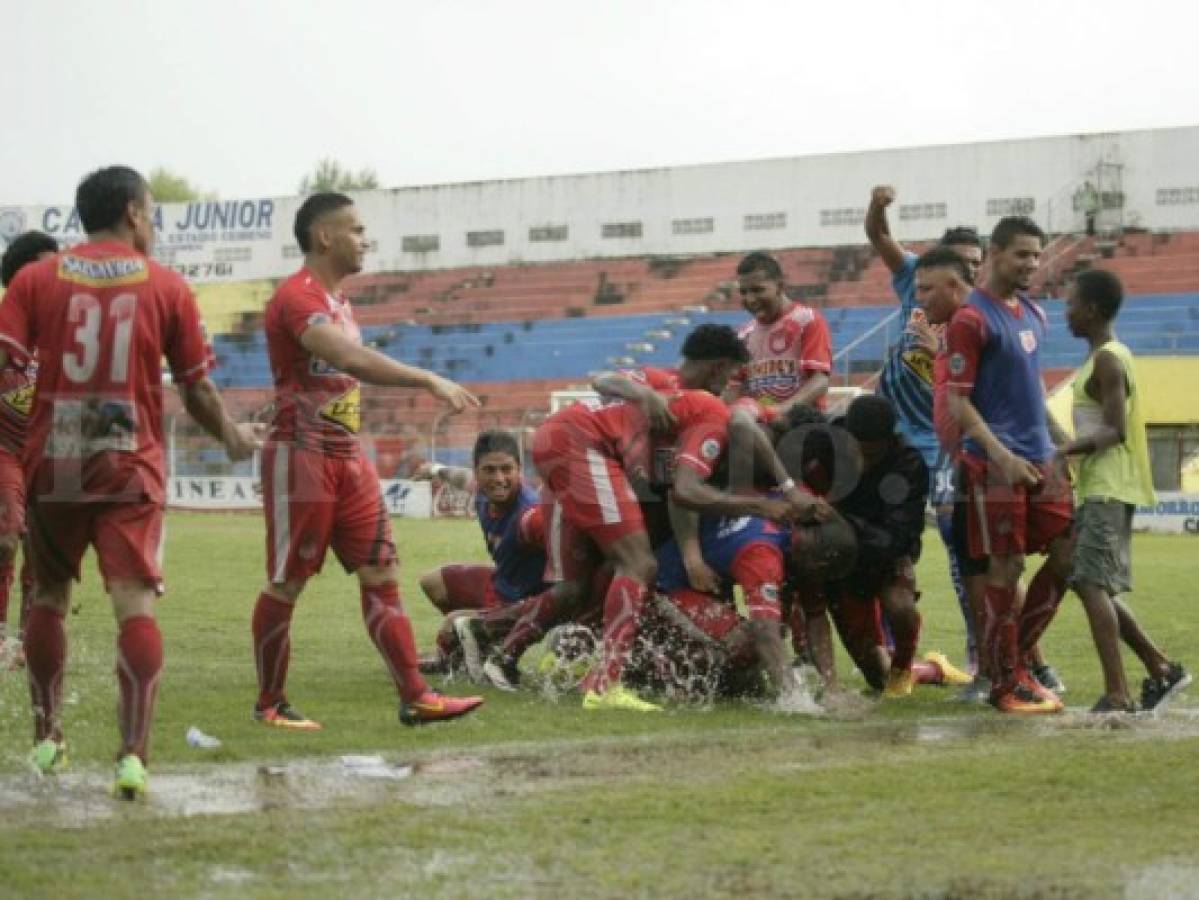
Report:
1125,861,1199,900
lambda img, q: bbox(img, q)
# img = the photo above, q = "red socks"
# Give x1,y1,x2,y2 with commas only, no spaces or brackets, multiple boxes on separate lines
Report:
252,592,295,709
24,605,66,742
597,575,649,691
984,584,1020,695
1019,562,1066,658
116,615,163,763
360,583,428,703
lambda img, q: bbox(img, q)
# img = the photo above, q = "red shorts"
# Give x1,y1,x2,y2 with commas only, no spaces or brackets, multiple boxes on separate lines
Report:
27,498,163,588
438,564,502,611
263,443,397,583
666,589,742,642
0,447,25,536
532,417,645,550
961,455,1073,558
540,490,604,585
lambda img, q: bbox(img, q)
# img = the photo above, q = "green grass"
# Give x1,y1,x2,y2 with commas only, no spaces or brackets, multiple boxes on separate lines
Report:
1,514,1196,898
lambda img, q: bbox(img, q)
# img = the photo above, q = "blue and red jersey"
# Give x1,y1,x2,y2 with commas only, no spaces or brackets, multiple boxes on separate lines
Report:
476,482,548,603
877,252,941,468
945,289,1054,464
656,514,790,593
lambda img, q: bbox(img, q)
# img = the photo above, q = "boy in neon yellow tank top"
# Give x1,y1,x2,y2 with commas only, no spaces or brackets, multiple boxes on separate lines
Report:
1061,270,1190,714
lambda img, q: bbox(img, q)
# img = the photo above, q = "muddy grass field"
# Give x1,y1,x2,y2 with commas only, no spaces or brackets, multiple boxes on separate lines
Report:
1,514,1197,899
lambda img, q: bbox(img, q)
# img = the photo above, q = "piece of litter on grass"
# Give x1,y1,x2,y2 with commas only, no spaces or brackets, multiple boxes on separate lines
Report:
186,726,222,750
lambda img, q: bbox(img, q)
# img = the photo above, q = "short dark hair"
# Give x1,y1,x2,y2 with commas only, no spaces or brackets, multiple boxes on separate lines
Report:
990,216,1044,251
473,429,521,467
680,324,750,364
735,251,784,281
1074,269,1123,321
939,226,981,249
294,192,353,253
914,246,974,286
1,231,58,287
75,165,148,235
845,394,897,442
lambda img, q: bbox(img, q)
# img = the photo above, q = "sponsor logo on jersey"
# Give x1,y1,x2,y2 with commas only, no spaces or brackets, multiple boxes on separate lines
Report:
318,385,361,433
948,352,966,376
1019,329,1038,353
900,349,935,386
58,254,148,287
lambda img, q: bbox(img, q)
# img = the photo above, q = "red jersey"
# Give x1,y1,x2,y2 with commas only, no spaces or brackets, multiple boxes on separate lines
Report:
0,361,36,456
265,268,363,458
931,352,960,455
0,242,213,503
556,389,730,487
735,303,832,410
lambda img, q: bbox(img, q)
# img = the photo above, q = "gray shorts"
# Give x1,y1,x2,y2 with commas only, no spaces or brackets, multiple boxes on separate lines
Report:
1071,499,1134,596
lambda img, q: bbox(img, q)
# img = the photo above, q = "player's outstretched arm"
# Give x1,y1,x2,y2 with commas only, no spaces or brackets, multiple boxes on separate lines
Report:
729,407,830,522
671,465,792,522
179,376,265,462
411,462,473,490
301,324,480,412
667,496,719,594
591,372,676,431
864,184,908,275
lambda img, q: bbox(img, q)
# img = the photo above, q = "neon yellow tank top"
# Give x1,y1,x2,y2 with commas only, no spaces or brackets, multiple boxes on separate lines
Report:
1071,339,1155,507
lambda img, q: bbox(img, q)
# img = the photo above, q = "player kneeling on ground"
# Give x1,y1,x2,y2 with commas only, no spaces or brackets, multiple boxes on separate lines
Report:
783,396,972,696
412,429,556,679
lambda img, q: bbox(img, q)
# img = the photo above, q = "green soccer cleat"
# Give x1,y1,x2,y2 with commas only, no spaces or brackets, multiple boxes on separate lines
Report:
113,754,148,801
582,684,662,712
28,739,68,776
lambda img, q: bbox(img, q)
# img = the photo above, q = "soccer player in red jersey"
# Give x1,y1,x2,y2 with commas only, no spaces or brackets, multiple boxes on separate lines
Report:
251,192,483,731
728,252,832,416
0,231,57,670
945,217,1074,714
0,166,262,798
534,380,822,711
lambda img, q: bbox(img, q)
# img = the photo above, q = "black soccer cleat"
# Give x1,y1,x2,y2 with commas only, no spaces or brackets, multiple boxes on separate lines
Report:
1141,662,1192,713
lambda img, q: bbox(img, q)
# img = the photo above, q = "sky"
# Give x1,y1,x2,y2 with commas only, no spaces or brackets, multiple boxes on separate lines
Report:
3,0,1197,205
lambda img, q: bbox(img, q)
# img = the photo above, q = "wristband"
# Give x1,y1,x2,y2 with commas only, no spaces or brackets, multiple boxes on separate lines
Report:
779,477,797,492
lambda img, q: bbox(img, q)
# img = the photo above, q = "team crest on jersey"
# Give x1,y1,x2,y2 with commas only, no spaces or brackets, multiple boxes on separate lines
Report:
1019,330,1038,353
948,352,966,376
767,320,799,354
700,437,722,460
2,384,35,418
319,385,361,433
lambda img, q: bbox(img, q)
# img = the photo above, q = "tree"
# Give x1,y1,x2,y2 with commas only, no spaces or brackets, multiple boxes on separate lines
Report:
148,167,211,202
298,158,380,193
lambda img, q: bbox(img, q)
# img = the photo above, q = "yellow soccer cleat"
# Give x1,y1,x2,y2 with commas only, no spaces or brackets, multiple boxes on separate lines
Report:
28,739,68,776
113,754,148,801
883,667,915,698
924,651,974,686
582,684,662,713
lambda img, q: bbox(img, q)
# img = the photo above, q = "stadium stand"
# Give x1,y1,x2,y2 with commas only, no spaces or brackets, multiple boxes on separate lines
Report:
170,230,1199,475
